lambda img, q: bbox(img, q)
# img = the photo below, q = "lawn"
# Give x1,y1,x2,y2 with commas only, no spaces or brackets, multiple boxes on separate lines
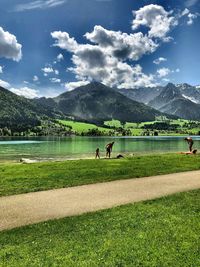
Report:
59,120,110,133
0,189,199,266
0,154,200,197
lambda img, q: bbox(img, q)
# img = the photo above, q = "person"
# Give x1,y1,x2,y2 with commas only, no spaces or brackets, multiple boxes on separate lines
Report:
179,149,197,155
95,148,100,159
184,137,194,152
106,142,115,158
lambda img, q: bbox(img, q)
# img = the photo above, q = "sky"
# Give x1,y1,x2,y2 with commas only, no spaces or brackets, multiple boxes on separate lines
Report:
0,0,200,98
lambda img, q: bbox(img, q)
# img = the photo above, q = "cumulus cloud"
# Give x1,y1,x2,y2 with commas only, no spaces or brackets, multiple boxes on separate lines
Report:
54,69,59,75
51,5,182,89
0,66,3,73
57,53,64,62
187,12,199,25
9,87,39,98
180,8,199,25
65,81,90,91
157,67,180,78
42,67,54,73
84,25,158,61
0,79,10,88
132,4,177,40
50,77,61,83
157,67,171,78
51,26,158,88
14,0,67,12
153,57,167,65
33,75,39,82
0,27,22,61
51,31,78,51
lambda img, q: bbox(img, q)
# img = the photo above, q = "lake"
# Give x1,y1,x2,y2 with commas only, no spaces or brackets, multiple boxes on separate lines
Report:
0,136,199,162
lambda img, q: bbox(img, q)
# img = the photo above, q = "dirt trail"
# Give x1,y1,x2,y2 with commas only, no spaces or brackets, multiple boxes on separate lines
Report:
0,170,200,231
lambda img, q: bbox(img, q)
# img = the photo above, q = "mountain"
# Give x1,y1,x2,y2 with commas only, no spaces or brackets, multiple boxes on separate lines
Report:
148,83,183,110
0,86,60,131
148,83,200,120
118,86,163,104
176,83,200,104
52,82,170,123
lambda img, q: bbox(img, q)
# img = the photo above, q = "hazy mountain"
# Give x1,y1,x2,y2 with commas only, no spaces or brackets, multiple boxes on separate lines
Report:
176,83,200,104
119,86,163,104
148,83,183,110
160,98,200,121
148,83,200,120
52,82,170,123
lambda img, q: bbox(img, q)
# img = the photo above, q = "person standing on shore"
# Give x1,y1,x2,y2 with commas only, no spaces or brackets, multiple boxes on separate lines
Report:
184,137,194,152
95,148,100,159
106,142,115,158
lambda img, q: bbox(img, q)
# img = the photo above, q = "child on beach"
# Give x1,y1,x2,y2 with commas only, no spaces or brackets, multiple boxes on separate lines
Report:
95,148,100,159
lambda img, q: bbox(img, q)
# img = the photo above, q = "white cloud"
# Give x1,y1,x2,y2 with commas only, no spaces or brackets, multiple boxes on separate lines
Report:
0,27,22,61
132,4,177,40
9,87,39,98
0,79,10,88
187,12,199,25
65,81,90,91
51,31,78,52
14,0,67,12
153,57,167,65
0,66,3,73
157,67,180,78
42,67,54,73
33,75,39,82
180,8,199,25
57,53,64,61
51,5,183,89
55,69,59,75
84,25,158,61
157,67,171,78
50,78,61,83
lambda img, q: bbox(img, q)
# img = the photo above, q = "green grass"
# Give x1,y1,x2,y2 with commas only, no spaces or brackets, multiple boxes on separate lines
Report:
59,120,110,133
0,190,199,266
0,154,200,197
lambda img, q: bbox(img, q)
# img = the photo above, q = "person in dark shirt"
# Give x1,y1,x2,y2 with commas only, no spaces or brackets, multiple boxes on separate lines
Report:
95,148,100,159
184,137,194,152
106,142,115,158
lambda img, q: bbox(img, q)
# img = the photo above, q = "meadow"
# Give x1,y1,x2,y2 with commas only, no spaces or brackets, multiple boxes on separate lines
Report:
0,190,199,266
0,153,200,197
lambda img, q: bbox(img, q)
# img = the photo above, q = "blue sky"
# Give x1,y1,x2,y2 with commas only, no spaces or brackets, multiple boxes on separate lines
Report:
0,0,200,97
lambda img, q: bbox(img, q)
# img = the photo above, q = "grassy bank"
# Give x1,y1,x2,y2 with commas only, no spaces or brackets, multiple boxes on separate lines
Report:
0,154,200,197
0,190,199,266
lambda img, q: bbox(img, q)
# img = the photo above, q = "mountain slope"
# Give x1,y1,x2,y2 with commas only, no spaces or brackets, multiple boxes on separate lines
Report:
119,86,163,104
148,83,200,120
0,86,59,131
148,83,183,110
53,82,169,123
160,98,200,120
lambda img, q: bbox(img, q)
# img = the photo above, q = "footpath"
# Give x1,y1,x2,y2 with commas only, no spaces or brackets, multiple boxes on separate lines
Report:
0,170,200,231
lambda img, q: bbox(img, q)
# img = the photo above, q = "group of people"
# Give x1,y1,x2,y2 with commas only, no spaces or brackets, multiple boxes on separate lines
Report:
95,137,198,159
95,142,114,159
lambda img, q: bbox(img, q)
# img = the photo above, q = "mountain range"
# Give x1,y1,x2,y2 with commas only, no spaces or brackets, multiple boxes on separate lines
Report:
1,81,200,131
119,83,200,120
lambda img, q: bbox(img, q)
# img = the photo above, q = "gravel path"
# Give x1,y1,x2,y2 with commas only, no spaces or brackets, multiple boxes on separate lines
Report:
0,170,200,231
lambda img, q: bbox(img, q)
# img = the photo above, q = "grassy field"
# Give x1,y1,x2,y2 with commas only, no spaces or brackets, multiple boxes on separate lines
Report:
59,120,110,133
0,189,199,266
0,154,200,197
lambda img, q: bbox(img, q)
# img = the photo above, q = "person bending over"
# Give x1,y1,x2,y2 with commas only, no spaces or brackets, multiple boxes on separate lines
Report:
106,142,115,158
184,137,194,152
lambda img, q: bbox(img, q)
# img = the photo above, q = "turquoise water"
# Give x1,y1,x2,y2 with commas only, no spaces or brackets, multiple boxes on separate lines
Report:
0,136,199,162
